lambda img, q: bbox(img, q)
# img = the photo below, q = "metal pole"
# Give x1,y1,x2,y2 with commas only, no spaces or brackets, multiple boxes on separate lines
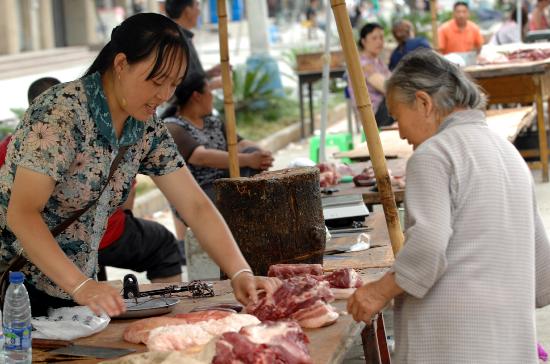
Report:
319,3,332,163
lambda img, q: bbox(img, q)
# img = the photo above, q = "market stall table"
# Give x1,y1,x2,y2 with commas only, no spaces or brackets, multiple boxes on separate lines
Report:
335,107,535,163
325,158,407,209
32,212,394,364
298,68,346,138
465,60,550,181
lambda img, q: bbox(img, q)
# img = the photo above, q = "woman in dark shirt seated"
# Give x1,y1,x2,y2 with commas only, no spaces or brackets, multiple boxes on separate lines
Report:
163,74,274,201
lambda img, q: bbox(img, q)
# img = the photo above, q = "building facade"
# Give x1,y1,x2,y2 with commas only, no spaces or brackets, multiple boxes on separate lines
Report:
0,0,159,55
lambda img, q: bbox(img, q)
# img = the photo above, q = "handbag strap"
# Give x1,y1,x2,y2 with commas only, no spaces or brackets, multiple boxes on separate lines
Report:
51,146,129,237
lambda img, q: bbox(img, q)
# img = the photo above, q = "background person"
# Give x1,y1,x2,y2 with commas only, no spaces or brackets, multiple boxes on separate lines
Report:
489,5,528,44
354,22,393,127
529,0,550,30
389,19,431,71
165,0,223,88
347,49,550,363
162,74,273,239
0,13,277,317
438,1,484,55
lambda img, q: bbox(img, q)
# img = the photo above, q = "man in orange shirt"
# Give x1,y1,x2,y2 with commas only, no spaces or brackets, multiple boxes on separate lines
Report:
438,1,484,55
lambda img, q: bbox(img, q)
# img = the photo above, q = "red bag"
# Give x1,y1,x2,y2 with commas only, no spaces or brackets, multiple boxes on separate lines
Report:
0,135,12,166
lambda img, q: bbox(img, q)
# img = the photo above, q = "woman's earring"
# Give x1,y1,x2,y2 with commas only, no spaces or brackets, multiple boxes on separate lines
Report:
121,97,127,108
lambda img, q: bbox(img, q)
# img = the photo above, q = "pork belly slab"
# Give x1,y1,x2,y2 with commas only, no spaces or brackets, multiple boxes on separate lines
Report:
268,264,324,280
123,310,234,344
213,321,312,364
268,264,363,289
246,275,338,328
146,313,260,352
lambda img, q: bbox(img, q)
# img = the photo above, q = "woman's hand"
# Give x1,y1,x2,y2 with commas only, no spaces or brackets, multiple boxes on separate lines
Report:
72,280,126,317
231,273,282,305
245,151,274,170
347,281,389,323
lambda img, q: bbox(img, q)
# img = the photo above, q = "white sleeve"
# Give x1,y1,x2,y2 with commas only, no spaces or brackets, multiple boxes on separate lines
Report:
393,150,453,299
533,186,550,308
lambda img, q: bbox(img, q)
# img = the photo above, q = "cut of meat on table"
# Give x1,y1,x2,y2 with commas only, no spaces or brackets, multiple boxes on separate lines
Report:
268,264,363,289
246,275,338,328
268,264,323,280
174,310,234,322
123,310,234,345
213,321,312,364
324,268,363,288
291,300,339,328
146,313,260,352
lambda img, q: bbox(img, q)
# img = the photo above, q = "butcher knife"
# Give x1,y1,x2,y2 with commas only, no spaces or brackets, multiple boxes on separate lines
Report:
49,344,135,359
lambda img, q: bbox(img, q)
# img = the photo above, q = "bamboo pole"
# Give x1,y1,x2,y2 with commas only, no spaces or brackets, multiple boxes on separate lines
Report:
430,0,439,50
217,0,240,178
330,0,404,255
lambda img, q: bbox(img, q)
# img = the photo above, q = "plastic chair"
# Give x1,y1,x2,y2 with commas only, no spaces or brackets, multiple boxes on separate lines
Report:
309,133,354,163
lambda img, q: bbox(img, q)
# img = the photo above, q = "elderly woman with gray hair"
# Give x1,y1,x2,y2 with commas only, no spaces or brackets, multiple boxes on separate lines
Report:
347,49,550,363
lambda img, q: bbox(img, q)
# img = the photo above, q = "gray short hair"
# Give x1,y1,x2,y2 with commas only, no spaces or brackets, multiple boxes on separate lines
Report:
386,49,486,114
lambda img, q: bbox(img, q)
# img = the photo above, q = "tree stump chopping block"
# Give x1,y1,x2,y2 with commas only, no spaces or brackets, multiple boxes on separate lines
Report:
214,167,326,276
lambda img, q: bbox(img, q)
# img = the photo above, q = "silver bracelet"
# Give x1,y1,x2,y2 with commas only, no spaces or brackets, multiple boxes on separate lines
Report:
230,268,253,281
71,278,92,297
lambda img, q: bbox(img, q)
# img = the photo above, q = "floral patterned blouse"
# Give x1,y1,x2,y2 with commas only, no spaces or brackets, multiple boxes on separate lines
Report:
0,72,185,299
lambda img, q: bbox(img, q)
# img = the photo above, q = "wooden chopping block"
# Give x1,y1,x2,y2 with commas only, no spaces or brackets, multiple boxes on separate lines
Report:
214,167,326,276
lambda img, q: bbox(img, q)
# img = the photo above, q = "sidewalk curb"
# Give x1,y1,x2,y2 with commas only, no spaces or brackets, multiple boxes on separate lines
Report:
258,103,348,152
134,102,349,218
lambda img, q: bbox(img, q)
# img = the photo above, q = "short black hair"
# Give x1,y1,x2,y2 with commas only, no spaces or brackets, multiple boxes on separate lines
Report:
358,22,384,49
28,77,60,103
84,13,189,84
511,5,528,25
453,1,469,9
165,0,195,19
160,73,207,119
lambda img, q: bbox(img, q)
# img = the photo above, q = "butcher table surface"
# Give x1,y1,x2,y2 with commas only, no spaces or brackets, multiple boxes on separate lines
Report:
35,212,394,364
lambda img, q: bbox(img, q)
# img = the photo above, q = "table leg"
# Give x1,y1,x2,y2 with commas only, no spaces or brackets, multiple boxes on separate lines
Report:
535,88,549,182
308,82,314,136
299,79,305,139
376,314,392,364
361,313,391,364
361,323,381,364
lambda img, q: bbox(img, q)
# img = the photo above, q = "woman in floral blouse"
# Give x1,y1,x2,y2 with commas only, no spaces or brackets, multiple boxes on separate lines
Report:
0,13,278,317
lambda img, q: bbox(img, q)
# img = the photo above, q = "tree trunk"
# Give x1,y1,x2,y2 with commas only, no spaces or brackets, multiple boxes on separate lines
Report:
214,167,326,276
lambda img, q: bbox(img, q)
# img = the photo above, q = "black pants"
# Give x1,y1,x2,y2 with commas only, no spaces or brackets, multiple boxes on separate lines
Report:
27,283,77,317
375,98,394,127
98,210,184,280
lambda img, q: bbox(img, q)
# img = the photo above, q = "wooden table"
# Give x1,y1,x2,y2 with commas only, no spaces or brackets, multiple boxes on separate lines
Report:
465,60,550,181
298,68,346,138
335,107,535,163
35,213,394,364
329,182,405,209
334,130,413,162
326,159,407,209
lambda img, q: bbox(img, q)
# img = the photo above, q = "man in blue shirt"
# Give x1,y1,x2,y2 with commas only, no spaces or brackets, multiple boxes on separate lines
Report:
389,20,431,71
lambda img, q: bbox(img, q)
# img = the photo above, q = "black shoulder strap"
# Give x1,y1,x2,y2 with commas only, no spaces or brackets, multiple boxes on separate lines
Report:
51,146,129,237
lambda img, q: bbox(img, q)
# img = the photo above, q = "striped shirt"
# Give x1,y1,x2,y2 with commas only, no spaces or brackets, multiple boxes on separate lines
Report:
392,110,550,363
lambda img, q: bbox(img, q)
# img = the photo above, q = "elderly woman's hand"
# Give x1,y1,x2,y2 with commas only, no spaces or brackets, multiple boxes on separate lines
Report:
347,281,390,323
231,273,282,306
347,272,403,323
